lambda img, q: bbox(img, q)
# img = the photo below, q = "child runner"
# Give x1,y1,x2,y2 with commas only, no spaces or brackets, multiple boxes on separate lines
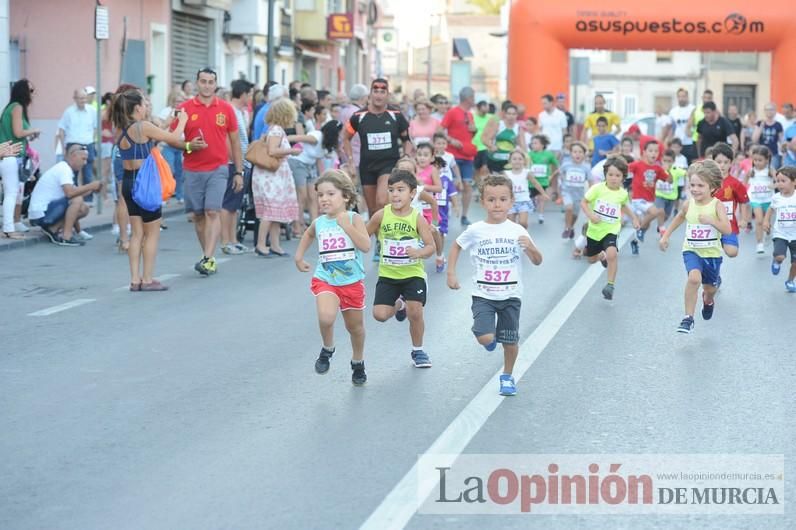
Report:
669,138,688,170
506,150,548,229
433,132,462,191
415,142,446,271
763,166,796,292
561,133,574,165
559,141,591,239
656,149,686,230
581,156,641,299
710,142,749,260
432,135,460,272
591,117,620,167
659,160,732,334
446,174,543,396
628,140,670,255
528,134,559,224
294,170,371,385
367,169,436,367
744,145,776,253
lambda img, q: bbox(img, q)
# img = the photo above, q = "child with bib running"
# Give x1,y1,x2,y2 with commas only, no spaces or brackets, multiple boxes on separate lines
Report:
710,142,749,260
294,170,371,385
559,141,591,240
447,174,543,396
763,166,796,292
581,156,641,300
628,140,670,255
659,160,732,334
506,150,548,229
431,135,460,272
528,134,559,224
656,149,687,230
743,145,776,254
367,169,436,368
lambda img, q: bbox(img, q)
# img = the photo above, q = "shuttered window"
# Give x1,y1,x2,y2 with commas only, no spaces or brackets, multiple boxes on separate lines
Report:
171,12,212,86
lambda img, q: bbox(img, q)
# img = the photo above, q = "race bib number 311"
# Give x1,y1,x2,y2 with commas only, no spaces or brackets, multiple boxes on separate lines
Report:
367,132,392,151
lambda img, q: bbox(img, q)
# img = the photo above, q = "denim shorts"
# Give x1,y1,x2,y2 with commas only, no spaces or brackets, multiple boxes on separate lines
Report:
30,197,69,226
456,158,475,182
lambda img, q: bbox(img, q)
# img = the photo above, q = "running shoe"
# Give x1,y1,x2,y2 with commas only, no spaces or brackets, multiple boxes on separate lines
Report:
351,361,367,385
630,239,639,255
40,225,60,244
484,339,497,352
234,243,251,253
756,242,765,254
372,240,381,262
435,258,446,273
677,316,695,334
461,216,471,227
222,244,244,255
195,257,211,276
636,228,646,243
701,294,715,320
538,214,544,225
315,347,334,374
601,283,614,300
411,350,432,368
58,236,84,247
395,295,407,322
76,230,93,241
771,259,781,275
786,281,796,293
499,374,517,396
205,257,217,274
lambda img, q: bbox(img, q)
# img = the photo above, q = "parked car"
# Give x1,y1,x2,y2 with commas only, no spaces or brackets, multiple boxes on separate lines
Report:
616,113,656,140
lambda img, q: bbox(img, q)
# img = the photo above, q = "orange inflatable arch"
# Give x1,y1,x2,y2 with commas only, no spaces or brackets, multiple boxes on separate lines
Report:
508,1,796,112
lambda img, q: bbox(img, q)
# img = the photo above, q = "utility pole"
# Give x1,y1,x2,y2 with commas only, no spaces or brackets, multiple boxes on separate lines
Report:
267,0,276,82
95,1,109,214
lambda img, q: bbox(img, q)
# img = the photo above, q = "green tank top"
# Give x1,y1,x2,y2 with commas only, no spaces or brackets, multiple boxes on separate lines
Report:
472,113,493,152
682,198,722,257
488,123,518,167
0,103,29,156
377,205,426,280
691,108,704,142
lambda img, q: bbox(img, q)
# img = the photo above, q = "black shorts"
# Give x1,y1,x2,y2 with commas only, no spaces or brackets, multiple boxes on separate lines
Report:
585,233,618,257
529,184,548,198
122,169,162,223
473,150,489,170
471,296,521,344
374,276,427,306
359,158,397,187
773,238,796,262
486,158,508,174
222,164,247,213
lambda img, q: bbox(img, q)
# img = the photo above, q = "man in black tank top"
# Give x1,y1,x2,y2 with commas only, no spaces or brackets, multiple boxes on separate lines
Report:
342,78,412,215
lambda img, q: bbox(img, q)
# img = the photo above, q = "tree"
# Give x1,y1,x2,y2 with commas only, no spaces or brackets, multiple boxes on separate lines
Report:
467,0,507,16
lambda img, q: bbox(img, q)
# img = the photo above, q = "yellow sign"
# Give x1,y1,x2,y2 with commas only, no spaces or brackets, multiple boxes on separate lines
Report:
328,14,354,40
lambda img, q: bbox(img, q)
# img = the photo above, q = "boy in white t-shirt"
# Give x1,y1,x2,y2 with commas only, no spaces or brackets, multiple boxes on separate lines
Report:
763,166,796,291
447,174,543,396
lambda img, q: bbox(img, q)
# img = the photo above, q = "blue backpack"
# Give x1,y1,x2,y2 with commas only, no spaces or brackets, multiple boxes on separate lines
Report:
132,153,162,212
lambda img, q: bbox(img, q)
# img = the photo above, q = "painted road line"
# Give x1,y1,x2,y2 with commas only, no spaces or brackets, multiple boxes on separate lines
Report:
113,273,182,292
360,230,633,530
28,299,97,317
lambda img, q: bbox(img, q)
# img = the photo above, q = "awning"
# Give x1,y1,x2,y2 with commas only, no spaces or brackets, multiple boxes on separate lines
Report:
452,38,473,59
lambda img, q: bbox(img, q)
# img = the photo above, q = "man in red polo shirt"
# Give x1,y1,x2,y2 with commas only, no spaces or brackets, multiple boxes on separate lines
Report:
178,67,244,276
441,86,477,226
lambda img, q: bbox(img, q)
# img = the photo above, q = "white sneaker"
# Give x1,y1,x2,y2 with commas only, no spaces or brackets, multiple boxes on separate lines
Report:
14,222,30,232
76,230,94,241
756,242,765,254
111,224,120,236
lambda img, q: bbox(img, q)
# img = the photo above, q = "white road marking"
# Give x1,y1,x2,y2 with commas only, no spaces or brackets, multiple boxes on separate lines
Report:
360,230,632,530
113,273,182,292
216,258,231,264
28,299,96,317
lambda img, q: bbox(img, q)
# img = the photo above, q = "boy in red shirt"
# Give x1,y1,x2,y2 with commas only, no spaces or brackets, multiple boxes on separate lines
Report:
628,140,670,254
710,142,749,259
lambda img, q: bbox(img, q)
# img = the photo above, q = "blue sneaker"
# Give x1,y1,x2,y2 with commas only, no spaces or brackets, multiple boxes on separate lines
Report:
786,280,796,293
701,294,715,321
636,228,645,242
411,350,432,368
771,260,781,276
484,339,497,352
630,239,639,255
372,240,381,262
395,295,407,322
677,316,695,334
499,374,517,396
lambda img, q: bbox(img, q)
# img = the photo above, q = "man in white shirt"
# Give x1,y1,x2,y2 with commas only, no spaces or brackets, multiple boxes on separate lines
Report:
56,89,98,202
666,88,697,164
538,94,568,155
28,145,100,246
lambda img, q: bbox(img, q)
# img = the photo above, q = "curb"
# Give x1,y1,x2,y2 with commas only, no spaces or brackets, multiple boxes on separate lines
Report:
0,207,185,252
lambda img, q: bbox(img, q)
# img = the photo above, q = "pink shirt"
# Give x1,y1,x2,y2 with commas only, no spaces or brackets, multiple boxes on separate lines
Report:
409,117,440,146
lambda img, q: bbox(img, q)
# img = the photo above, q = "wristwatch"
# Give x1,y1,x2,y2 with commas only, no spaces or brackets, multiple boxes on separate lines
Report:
233,171,243,177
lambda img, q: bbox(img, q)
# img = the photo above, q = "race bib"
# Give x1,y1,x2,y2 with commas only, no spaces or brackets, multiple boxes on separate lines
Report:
435,192,447,207
367,132,392,151
685,223,718,249
750,184,772,202
476,263,518,296
722,201,735,221
382,238,418,265
565,169,586,184
317,230,355,263
593,199,620,223
656,180,674,194
531,164,547,177
777,205,796,223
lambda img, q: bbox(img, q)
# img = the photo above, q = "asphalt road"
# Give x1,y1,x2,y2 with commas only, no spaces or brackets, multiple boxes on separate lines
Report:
1,207,792,530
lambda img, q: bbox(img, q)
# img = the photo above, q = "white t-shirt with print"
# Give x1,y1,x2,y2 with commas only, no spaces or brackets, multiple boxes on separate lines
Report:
668,104,695,146
771,192,796,241
28,161,74,219
505,169,531,203
456,220,533,300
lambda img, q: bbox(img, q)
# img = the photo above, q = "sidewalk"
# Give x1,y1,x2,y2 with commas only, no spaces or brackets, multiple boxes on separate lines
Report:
0,199,185,252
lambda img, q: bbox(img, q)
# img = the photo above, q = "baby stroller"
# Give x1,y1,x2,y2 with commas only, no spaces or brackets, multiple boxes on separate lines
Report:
236,168,291,245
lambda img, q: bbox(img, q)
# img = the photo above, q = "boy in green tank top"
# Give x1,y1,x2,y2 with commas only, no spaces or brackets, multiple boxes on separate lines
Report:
367,169,436,367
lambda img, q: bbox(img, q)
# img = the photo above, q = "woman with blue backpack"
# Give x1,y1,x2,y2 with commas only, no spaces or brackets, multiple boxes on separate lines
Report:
111,89,187,292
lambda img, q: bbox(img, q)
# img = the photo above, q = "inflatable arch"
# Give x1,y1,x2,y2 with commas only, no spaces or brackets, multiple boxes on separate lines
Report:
508,2,796,111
